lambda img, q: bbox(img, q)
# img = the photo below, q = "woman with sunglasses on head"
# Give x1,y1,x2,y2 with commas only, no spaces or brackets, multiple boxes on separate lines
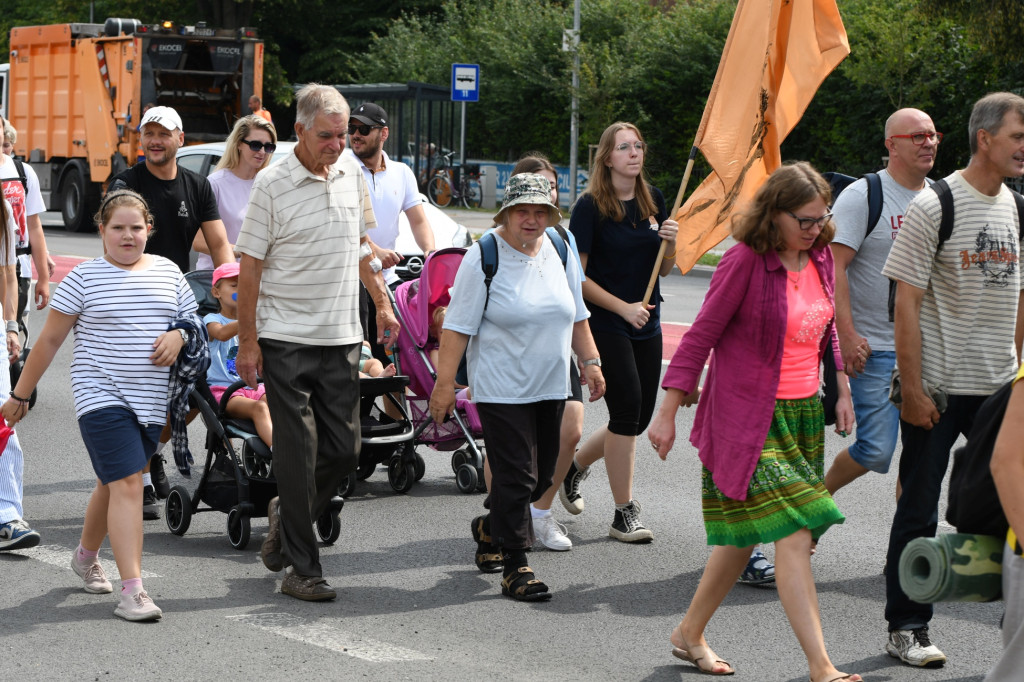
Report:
560,122,677,544
647,163,857,681
193,115,277,270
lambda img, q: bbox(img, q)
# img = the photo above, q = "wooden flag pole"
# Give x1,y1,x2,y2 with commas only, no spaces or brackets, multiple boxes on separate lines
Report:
642,146,698,306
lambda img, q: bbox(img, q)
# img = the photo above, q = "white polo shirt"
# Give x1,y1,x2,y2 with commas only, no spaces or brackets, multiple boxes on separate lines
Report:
343,149,420,285
235,152,377,345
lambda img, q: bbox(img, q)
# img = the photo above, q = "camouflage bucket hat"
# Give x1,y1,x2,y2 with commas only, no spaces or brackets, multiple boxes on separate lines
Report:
493,173,562,226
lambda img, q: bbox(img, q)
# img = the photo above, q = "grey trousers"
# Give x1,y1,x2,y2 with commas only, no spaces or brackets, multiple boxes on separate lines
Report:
985,542,1024,681
259,338,360,577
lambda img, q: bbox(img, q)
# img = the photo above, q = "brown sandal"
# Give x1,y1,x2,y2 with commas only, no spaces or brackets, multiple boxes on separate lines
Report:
671,644,734,675
501,566,551,602
471,515,502,573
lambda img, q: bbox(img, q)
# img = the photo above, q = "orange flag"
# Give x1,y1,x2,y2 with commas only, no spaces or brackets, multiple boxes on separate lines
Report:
673,0,850,273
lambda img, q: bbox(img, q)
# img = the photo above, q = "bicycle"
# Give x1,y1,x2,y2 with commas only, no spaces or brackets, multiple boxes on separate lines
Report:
426,152,482,209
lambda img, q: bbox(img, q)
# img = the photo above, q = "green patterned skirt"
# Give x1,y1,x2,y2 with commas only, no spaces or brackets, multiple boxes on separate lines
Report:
702,396,845,547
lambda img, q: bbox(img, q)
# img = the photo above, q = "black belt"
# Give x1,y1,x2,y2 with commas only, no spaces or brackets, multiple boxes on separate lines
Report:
15,246,31,256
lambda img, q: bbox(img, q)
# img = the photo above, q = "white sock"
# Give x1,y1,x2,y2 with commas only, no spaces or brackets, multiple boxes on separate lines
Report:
530,504,551,519
142,473,153,488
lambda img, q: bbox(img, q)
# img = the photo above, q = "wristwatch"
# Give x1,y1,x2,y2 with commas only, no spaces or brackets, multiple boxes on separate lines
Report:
177,329,188,344
582,357,602,368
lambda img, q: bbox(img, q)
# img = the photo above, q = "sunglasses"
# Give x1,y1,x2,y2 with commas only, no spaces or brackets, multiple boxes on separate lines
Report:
242,139,276,153
348,124,382,136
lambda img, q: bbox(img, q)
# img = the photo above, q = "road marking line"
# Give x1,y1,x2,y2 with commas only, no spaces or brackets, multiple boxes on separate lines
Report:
226,612,433,662
30,544,161,579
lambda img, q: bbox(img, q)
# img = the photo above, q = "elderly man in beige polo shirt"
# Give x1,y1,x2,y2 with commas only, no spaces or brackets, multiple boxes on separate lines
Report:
235,83,399,602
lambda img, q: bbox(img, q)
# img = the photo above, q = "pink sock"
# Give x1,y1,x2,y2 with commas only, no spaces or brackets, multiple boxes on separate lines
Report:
76,545,99,562
121,577,143,594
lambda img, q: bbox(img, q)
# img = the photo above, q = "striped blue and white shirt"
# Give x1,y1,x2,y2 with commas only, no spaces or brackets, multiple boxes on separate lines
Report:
50,256,197,423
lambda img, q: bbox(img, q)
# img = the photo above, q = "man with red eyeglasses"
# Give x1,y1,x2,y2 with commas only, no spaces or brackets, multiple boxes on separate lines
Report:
343,102,434,365
882,92,1024,669
824,108,938,503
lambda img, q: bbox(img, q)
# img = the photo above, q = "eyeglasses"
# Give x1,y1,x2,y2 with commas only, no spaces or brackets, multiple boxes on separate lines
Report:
614,141,646,153
348,124,382,136
785,211,832,231
889,131,943,146
242,139,276,153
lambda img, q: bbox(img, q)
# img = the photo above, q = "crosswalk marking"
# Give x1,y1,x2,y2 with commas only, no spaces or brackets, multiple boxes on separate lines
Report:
226,612,433,662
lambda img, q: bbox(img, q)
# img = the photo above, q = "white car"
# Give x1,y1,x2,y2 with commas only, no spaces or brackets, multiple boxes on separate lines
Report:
176,141,472,280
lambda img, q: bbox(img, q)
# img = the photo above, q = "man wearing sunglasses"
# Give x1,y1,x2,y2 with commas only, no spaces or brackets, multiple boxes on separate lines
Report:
881,92,1024,669
107,105,234,518
344,102,434,365
823,108,938,514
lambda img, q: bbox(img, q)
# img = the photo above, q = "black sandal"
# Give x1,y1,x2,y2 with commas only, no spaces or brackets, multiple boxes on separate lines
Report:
501,565,552,602
471,515,503,573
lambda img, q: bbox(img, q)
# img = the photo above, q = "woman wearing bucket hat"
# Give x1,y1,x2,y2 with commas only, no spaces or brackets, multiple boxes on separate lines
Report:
560,121,678,543
429,173,605,602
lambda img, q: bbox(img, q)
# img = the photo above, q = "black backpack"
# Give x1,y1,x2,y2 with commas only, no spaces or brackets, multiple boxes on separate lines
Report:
945,379,1015,537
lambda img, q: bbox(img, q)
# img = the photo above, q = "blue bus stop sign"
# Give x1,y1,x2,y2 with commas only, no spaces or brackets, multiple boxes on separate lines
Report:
451,64,480,102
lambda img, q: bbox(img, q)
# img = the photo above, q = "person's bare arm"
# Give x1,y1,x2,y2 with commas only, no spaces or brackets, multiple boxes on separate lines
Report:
831,243,869,376
406,204,435,254
893,279,939,429
27,213,50,308
359,235,399,346
1015,289,1023,363
578,253,652,330
2,263,18,360
235,254,263,387
991,378,1024,539
200,219,234,266
192,229,210,255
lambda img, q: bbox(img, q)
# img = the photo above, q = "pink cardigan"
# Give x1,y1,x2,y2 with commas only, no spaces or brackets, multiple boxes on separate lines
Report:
662,243,842,501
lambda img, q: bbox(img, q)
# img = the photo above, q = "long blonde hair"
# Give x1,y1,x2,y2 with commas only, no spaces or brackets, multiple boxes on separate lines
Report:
214,115,277,172
583,122,657,222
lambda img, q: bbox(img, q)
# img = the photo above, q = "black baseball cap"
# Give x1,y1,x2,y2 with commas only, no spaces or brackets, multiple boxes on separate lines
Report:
351,102,387,127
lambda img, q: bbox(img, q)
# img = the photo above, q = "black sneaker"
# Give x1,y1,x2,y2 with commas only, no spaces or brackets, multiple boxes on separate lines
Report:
558,457,589,515
142,486,161,520
609,500,653,543
150,454,170,499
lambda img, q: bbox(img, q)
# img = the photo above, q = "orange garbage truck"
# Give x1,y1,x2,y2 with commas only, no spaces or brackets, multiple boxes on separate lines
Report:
6,18,264,231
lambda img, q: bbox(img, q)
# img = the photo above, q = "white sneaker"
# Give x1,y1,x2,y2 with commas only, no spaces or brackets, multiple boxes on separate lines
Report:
532,514,572,551
114,587,162,622
70,551,113,594
886,627,946,668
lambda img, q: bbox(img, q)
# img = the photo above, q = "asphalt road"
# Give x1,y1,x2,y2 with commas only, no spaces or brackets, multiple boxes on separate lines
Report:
0,218,1002,681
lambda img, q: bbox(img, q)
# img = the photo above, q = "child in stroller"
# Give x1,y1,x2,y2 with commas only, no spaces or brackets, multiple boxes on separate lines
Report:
392,247,486,494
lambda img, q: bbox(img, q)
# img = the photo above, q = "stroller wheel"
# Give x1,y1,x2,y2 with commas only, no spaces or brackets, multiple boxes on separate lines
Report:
451,449,469,474
242,442,272,480
455,463,478,495
339,471,357,498
413,452,426,482
165,486,192,536
315,509,342,545
227,506,251,550
388,455,415,494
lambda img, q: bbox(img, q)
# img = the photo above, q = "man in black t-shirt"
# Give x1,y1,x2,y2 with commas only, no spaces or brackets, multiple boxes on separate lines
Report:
106,106,232,517
108,106,232,272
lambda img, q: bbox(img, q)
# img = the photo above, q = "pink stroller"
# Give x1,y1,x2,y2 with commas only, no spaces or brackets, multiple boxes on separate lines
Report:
393,247,487,494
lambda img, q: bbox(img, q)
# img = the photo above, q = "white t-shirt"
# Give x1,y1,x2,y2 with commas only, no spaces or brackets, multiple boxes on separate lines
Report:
50,255,197,423
443,234,589,404
0,155,45,276
832,169,928,351
2,199,17,267
882,171,1022,395
198,168,255,270
344,149,421,285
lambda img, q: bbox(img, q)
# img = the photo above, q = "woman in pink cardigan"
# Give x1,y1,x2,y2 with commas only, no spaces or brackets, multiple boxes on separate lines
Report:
647,163,860,682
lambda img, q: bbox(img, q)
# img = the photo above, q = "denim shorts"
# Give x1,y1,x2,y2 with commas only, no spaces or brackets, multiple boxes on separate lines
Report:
848,350,900,473
78,407,162,485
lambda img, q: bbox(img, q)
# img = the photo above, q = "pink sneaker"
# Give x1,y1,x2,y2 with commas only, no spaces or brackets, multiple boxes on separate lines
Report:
114,587,162,621
70,552,113,594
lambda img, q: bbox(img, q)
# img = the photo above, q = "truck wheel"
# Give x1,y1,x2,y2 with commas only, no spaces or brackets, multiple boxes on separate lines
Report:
60,164,99,233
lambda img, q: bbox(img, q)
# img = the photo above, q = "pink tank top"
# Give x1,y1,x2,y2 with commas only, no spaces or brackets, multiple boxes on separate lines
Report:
777,260,833,399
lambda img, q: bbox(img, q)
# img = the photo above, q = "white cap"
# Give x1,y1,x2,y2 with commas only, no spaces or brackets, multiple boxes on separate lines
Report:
140,106,183,132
